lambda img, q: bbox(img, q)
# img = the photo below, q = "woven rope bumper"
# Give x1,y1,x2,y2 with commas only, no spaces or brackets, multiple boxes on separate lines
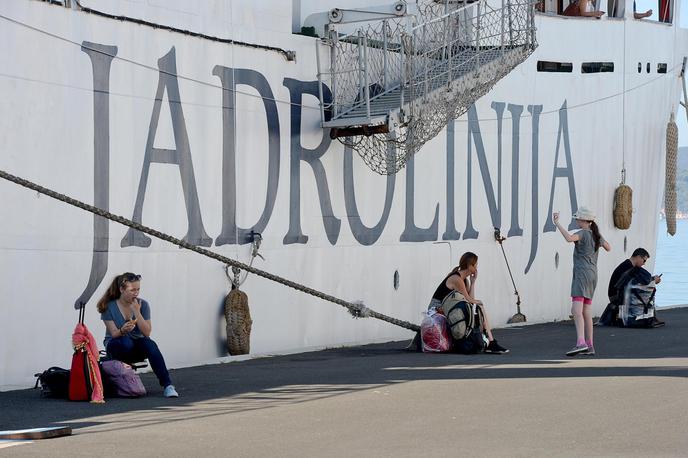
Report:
613,184,633,230
666,119,678,235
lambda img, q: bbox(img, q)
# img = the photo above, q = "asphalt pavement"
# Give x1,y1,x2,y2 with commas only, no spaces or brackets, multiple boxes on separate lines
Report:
1,307,687,457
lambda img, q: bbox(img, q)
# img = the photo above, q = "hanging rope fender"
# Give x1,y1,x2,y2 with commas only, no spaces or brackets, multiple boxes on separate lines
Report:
666,114,678,236
0,168,419,332
224,265,252,356
613,170,633,230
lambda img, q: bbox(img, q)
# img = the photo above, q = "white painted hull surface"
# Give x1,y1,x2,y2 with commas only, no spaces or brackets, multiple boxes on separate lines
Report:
1,0,686,389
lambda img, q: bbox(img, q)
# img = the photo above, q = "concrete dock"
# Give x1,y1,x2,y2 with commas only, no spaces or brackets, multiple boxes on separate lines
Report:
2,307,687,457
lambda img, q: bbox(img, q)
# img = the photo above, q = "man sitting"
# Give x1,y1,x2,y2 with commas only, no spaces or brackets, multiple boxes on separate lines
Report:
599,248,664,327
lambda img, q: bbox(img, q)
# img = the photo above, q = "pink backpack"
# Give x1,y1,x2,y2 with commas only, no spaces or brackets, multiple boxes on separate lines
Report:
100,360,147,397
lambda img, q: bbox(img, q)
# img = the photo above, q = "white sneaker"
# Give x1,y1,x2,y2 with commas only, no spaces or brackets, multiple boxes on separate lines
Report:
163,385,179,398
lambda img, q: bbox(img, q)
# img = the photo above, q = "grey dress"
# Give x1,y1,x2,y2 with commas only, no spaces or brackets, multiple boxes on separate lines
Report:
571,229,605,298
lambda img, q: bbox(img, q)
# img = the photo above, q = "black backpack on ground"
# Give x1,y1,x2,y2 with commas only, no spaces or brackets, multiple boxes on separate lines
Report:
440,291,487,354
34,367,70,398
452,307,488,354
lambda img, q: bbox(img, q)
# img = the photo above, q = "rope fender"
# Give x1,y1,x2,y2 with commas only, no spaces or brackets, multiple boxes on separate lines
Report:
666,115,678,236
0,168,419,333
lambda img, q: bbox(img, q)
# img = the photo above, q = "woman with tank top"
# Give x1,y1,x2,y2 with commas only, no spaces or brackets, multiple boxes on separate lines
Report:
428,252,509,354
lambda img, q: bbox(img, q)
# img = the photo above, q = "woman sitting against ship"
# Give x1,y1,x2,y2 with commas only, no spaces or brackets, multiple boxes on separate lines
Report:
97,272,178,398
429,252,509,354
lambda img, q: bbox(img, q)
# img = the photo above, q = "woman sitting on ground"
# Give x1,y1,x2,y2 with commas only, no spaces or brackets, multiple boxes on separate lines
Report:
429,252,509,354
97,272,179,398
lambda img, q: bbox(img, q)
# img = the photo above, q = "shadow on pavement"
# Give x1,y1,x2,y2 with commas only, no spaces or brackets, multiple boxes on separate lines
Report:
1,308,686,433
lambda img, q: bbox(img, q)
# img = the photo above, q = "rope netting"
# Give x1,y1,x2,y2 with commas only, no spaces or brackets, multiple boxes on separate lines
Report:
323,0,537,175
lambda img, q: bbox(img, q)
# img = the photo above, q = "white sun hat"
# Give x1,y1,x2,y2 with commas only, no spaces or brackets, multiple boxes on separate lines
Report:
573,206,596,222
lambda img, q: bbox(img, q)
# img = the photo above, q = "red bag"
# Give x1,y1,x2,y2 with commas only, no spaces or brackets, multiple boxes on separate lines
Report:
68,305,103,402
421,311,452,352
68,348,93,401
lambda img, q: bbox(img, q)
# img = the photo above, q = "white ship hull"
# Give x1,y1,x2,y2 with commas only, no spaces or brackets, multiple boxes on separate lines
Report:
1,0,686,390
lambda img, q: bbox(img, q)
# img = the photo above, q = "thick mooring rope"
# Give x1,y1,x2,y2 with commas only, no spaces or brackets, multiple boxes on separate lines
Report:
666,115,678,236
0,168,420,332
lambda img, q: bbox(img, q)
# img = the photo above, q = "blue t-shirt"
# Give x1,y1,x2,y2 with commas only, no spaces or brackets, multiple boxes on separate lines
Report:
101,299,151,347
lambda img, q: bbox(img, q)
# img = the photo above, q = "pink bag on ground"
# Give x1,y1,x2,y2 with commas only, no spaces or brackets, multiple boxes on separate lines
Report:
421,311,452,352
100,360,147,397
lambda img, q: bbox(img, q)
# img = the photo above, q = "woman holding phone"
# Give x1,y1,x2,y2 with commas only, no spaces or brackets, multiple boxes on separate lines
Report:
97,272,178,397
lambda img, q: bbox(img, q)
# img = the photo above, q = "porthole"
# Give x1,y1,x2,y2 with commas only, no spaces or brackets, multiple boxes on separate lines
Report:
393,270,400,290
646,62,651,73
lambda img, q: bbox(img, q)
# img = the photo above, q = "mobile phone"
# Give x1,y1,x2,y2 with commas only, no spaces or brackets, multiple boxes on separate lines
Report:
658,273,663,277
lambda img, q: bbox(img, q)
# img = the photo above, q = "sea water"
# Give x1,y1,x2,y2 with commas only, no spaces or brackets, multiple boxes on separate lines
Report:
654,219,688,307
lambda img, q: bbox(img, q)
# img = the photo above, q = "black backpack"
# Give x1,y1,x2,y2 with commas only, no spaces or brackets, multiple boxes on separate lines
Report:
453,307,488,354
440,292,487,354
34,367,71,398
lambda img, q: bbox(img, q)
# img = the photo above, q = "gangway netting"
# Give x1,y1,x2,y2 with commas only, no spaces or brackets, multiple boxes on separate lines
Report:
317,0,538,174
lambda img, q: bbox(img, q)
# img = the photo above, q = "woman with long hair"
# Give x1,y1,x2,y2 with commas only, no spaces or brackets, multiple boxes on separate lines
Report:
429,252,509,354
553,207,611,356
97,272,178,397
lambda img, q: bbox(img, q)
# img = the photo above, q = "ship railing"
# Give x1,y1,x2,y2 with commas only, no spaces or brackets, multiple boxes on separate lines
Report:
316,0,538,175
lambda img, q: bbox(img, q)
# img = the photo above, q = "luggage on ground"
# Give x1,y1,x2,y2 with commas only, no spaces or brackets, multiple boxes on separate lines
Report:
420,310,452,352
620,281,657,328
439,291,487,354
68,305,105,402
100,360,147,397
34,367,70,398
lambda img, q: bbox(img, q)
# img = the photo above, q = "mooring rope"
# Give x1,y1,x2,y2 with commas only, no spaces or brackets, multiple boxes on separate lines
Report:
0,168,420,332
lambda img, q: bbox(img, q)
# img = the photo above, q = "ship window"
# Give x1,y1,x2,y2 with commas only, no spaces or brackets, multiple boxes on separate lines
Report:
638,62,642,73
537,61,573,73
581,62,614,73
657,63,668,73
647,62,651,73
633,0,673,23
606,0,625,18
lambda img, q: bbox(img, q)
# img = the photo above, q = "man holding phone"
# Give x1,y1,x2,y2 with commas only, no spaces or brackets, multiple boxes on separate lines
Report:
602,248,665,327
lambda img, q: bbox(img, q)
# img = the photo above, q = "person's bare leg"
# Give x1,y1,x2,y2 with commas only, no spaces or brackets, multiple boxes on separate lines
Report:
582,303,594,346
478,304,495,341
571,300,585,344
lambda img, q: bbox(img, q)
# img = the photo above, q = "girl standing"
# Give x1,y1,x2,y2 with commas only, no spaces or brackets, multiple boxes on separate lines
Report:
553,207,611,356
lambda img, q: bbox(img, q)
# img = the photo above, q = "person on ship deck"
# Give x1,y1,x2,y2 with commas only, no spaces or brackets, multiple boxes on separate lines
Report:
562,0,605,17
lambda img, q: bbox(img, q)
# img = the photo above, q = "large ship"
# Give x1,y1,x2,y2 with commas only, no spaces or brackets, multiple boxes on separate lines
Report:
1,0,686,390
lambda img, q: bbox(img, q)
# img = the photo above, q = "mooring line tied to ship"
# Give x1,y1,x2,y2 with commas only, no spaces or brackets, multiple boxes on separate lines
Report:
0,168,420,333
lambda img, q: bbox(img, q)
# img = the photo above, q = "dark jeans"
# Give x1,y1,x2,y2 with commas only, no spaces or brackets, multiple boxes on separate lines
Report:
106,336,172,387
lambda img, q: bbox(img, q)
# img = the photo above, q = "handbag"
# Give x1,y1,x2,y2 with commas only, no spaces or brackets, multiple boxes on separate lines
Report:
100,360,146,397
34,367,70,398
69,345,93,401
68,305,104,402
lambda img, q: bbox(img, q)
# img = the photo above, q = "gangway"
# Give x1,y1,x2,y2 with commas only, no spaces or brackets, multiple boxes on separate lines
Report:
313,0,538,174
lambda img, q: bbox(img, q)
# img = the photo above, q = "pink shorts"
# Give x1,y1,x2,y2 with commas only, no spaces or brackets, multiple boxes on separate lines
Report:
571,296,592,305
